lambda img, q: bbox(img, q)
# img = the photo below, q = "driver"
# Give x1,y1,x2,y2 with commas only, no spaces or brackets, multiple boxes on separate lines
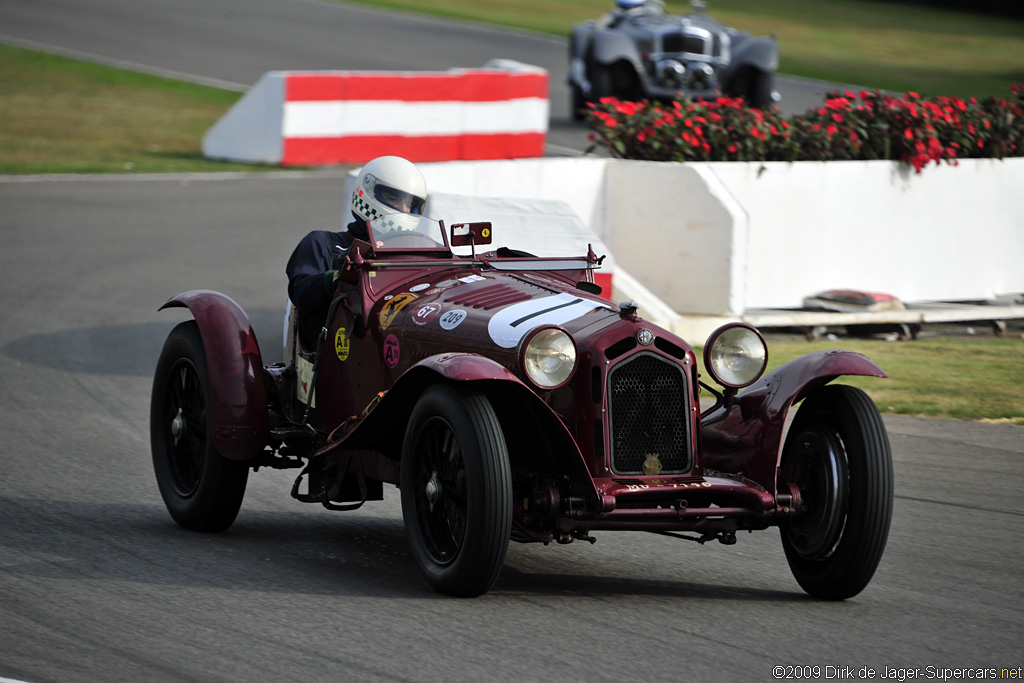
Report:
286,155,428,349
601,0,647,28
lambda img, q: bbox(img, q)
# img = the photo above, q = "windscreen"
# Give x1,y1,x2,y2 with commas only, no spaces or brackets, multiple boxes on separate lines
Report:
367,214,449,252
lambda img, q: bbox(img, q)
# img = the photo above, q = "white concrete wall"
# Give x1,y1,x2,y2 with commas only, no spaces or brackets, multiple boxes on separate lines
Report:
605,161,748,316
385,156,1024,322
703,158,1024,310
203,73,286,164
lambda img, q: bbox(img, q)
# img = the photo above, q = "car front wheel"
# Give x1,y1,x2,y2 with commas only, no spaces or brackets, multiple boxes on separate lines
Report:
571,83,587,121
401,384,512,597
150,321,249,532
779,384,893,600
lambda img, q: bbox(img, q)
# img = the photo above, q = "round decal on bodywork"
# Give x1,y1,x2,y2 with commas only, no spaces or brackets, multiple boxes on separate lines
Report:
439,309,468,330
383,334,400,368
379,292,417,329
335,327,350,361
487,293,599,349
412,302,442,325
410,283,431,292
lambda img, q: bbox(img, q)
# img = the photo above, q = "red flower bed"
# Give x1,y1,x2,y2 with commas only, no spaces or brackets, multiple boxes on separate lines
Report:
586,86,1024,173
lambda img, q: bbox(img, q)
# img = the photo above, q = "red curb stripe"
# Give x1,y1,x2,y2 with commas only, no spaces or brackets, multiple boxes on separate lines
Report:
282,133,546,165
285,71,547,103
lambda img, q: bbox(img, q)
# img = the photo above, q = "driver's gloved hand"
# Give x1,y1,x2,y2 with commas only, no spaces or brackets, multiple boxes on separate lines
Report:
332,250,349,270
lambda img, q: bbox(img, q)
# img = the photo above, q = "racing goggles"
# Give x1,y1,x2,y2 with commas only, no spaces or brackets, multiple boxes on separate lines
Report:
368,176,426,215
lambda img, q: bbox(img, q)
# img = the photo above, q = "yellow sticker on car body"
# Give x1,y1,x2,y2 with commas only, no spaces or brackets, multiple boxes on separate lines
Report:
379,292,418,329
335,327,350,361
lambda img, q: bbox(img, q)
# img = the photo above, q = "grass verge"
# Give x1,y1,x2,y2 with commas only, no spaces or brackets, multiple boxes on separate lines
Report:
346,0,1024,101
0,43,267,174
698,338,1024,425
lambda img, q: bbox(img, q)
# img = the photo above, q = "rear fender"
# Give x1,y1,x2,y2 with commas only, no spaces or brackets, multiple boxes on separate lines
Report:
701,350,886,494
330,353,600,504
159,290,268,461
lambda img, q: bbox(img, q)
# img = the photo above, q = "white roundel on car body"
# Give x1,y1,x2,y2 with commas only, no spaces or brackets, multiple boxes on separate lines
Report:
487,293,599,349
439,309,468,330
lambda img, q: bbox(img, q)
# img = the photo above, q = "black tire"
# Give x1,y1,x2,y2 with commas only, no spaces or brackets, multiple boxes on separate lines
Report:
571,83,587,121
748,69,775,108
150,321,249,532
401,384,512,597
591,64,615,101
779,385,893,600
727,67,774,109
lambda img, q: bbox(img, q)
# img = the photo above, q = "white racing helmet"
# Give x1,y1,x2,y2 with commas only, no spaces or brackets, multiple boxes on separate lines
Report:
351,156,427,233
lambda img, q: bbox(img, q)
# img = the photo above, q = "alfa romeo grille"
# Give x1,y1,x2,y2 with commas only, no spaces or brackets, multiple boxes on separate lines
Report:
607,352,689,474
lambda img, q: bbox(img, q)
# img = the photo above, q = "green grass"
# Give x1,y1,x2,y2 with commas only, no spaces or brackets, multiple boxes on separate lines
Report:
346,0,1024,101
0,43,269,174
698,338,1024,425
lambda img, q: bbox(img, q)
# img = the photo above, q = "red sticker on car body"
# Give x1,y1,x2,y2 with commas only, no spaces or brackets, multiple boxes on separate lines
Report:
383,334,400,368
412,302,442,325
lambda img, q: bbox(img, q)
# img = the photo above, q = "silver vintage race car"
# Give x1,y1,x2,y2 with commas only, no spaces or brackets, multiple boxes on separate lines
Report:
569,0,779,118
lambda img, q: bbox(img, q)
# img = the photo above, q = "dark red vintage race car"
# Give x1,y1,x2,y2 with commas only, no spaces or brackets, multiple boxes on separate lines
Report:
151,216,893,599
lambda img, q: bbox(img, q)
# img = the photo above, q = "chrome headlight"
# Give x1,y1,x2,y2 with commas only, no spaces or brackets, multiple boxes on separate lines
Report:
655,59,686,87
703,323,768,389
520,327,578,390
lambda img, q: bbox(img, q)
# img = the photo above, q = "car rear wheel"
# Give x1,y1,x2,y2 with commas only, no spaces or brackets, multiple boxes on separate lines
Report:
748,69,775,108
401,384,512,597
151,321,249,532
779,385,893,600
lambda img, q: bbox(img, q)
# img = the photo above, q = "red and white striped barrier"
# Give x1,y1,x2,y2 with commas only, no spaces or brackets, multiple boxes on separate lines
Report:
203,60,549,166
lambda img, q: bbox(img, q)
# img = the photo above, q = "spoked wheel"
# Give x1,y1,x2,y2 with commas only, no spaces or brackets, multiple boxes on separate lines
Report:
401,384,511,597
150,321,249,532
780,385,893,600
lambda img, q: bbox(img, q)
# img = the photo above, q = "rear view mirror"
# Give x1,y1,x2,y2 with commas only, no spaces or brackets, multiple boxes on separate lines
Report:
450,222,493,247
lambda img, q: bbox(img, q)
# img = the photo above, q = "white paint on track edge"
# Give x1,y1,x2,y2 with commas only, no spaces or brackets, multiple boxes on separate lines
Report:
0,33,249,91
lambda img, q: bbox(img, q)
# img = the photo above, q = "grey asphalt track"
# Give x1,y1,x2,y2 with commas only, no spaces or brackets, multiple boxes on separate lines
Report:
0,2,1021,681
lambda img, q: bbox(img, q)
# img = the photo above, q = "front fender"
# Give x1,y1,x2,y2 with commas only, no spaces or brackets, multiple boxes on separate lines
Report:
593,29,643,73
325,353,601,505
701,350,886,494
159,290,268,460
569,23,594,61
721,36,779,83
